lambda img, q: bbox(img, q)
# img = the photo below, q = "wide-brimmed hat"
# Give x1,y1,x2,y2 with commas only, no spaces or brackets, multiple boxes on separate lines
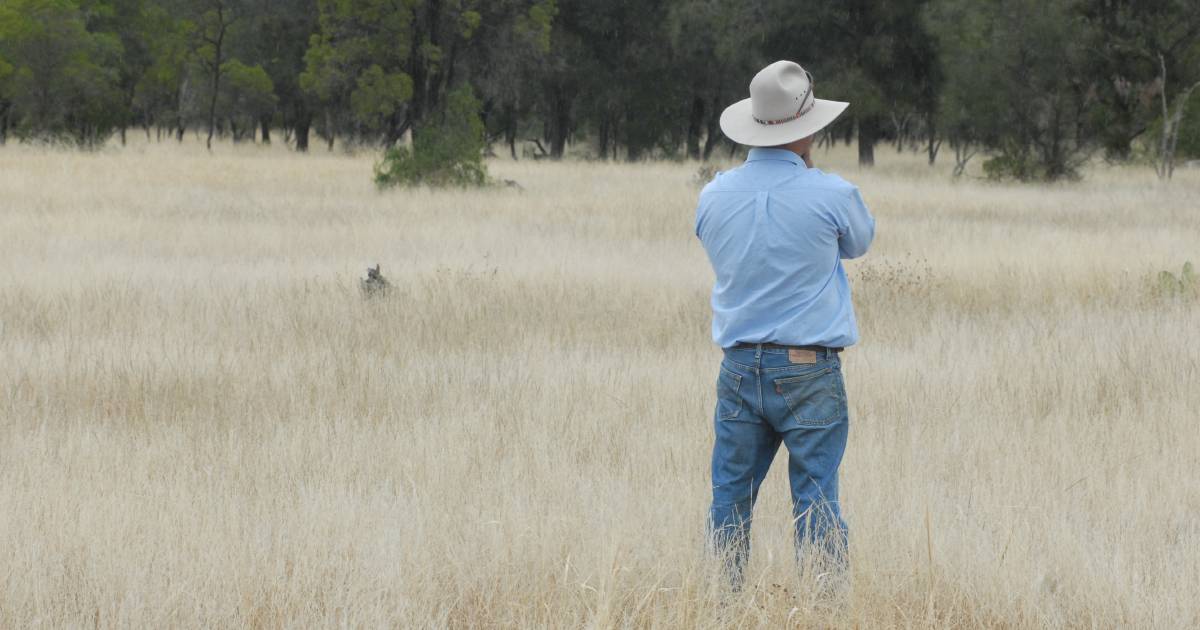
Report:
720,60,849,147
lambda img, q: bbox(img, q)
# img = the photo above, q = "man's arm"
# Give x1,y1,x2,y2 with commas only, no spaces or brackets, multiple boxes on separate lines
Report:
837,186,875,259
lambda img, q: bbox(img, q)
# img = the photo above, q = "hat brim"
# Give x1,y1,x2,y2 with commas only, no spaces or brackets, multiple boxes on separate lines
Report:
719,98,849,147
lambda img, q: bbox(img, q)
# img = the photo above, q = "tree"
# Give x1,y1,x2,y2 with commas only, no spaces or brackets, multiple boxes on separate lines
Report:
300,0,419,146
927,0,1098,181
374,83,488,187
926,0,1004,175
762,0,942,167
1076,0,1200,162
79,0,158,144
235,0,320,147
192,0,239,150
0,11,13,143
130,3,191,141
1154,53,1200,179
301,0,509,148
219,58,276,141
667,0,763,160
468,0,555,159
0,0,124,146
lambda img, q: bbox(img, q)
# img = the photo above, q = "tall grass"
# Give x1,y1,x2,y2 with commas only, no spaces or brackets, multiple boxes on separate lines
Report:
1,138,1198,628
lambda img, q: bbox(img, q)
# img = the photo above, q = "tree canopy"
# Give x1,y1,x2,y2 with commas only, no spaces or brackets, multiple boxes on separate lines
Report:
1,0,1198,179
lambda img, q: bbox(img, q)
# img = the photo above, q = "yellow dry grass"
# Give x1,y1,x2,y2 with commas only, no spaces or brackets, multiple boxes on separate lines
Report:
1,137,1198,628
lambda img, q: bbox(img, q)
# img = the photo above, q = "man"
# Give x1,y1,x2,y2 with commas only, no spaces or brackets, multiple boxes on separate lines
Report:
694,60,875,589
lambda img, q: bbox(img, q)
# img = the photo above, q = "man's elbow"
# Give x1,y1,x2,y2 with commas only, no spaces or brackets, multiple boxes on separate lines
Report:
839,227,874,259
840,241,870,259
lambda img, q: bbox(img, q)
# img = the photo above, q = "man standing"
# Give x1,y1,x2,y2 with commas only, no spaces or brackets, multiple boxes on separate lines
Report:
694,60,875,589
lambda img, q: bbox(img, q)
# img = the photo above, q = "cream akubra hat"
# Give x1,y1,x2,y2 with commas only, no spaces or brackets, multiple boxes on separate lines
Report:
720,60,849,147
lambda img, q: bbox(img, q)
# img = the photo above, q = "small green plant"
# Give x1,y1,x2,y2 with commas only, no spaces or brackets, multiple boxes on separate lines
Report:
374,84,489,189
1154,261,1197,299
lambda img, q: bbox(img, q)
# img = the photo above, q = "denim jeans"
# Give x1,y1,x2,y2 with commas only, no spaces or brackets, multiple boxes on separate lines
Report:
707,344,849,588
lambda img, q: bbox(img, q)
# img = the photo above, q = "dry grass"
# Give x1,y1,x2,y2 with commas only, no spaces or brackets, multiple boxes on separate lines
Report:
1,137,1198,628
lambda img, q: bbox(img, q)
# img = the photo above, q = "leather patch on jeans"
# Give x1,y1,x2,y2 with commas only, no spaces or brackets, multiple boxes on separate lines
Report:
788,349,817,364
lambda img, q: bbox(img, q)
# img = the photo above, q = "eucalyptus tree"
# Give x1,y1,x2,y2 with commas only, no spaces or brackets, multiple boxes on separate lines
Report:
235,0,319,146
0,0,124,146
1076,0,1200,163
667,0,764,160
465,0,555,159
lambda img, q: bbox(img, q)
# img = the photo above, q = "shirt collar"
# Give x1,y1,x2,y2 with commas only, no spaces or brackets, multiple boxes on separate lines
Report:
745,147,806,166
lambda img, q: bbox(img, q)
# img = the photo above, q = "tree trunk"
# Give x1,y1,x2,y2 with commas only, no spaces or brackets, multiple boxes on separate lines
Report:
609,116,619,160
294,107,311,152
260,117,271,144
325,109,335,151
926,110,940,165
206,62,221,150
506,113,517,160
857,115,880,167
952,140,975,177
891,112,910,154
548,89,570,159
204,4,230,152
597,115,610,161
702,98,722,160
383,110,405,146
686,96,705,160
295,124,310,152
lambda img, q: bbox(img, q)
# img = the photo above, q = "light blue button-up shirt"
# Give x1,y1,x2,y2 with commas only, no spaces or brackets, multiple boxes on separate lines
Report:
695,148,875,349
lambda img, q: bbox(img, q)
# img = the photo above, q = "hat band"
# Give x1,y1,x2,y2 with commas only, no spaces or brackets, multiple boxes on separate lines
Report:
753,97,815,126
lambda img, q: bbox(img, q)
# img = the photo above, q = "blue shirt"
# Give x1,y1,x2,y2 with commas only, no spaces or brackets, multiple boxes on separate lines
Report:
695,148,875,349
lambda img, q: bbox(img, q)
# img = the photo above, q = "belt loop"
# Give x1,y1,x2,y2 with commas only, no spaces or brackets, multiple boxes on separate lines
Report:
754,343,763,360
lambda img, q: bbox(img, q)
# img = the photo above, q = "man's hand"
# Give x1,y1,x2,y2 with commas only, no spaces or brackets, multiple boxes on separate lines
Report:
801,151,813,168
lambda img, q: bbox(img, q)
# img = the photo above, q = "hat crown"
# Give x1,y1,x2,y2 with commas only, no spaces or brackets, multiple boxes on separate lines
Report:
749,61,813,123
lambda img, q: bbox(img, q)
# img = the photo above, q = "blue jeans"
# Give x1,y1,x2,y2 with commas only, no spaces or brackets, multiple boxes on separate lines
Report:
707,344,849,588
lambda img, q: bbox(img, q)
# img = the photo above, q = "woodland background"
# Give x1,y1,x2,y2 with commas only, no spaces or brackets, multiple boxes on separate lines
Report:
2,0,1200,180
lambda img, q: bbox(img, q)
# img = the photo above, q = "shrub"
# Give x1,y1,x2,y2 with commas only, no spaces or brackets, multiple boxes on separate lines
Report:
982,152,1042,182
374,85,488,189
981,136,1084,182
1153,261,1197,300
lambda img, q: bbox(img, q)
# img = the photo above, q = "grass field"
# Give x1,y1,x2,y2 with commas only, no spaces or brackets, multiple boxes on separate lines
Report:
1,138,1198,628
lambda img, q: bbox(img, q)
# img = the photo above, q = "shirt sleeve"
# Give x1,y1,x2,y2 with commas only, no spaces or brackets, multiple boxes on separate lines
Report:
837,186,875,259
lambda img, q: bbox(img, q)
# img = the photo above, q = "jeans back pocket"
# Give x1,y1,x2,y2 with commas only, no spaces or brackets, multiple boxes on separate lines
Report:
772,367,845,428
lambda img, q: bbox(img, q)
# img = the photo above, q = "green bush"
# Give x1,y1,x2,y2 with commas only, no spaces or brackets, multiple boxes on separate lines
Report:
982,152,1039,181
1153,261,1197,300
982,147,1081,182
374,84,488,189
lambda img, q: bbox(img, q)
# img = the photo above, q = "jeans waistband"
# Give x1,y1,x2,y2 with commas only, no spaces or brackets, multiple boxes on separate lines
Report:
728,342,843,355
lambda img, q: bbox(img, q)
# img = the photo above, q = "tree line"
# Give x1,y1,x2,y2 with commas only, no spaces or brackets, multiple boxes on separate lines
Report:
1,0,1198,180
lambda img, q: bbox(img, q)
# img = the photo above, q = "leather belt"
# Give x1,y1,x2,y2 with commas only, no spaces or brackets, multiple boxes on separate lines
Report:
731,342,843,353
